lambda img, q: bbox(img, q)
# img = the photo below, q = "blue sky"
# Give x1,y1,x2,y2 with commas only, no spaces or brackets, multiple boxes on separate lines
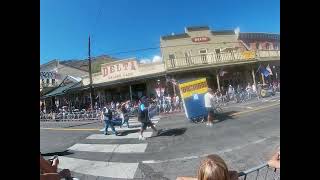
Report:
40,0,280,64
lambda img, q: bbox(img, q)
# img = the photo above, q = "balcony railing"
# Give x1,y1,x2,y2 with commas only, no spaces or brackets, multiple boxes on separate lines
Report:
41,82,59,88
166,50,280,69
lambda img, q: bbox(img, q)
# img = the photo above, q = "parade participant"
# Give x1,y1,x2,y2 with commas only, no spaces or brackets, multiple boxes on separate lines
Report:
204,88,215,127
101,105,118,135
120,102,130,128
138,96,160,140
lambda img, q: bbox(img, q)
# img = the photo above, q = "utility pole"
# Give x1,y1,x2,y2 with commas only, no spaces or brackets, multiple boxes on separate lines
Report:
88,35,94,110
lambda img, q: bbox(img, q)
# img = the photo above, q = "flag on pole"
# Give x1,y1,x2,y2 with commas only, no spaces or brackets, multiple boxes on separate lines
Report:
260,66,270,77
266,64,273,75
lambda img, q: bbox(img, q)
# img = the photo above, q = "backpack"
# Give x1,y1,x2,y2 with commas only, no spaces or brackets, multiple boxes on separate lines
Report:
107,108,113,120
137,103,148,122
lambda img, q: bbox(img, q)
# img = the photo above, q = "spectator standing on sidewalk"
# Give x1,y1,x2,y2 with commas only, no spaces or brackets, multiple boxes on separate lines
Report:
246,83,252,99
252,83,257,94
204,88,215,127
257,82,262,99
175,94,180,111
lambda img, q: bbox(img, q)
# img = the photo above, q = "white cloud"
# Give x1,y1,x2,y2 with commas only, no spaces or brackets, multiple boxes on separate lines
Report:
139,55,162,64
152,55,162,62
234,27,240,35
140,58,152,64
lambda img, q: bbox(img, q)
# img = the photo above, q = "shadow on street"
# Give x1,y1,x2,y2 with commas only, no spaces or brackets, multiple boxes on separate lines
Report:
41,150,74,157
117,129,141,136
157,128,187,137
214,110,237,122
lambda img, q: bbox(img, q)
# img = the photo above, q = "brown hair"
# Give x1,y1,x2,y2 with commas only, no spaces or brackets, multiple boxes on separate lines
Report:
197,154,230,180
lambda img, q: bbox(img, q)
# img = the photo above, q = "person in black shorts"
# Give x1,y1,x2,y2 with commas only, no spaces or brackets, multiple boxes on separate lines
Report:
138,96,160,140
204,88,215,127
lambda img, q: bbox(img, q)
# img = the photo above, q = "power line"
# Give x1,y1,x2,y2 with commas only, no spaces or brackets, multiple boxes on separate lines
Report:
103,41,242,56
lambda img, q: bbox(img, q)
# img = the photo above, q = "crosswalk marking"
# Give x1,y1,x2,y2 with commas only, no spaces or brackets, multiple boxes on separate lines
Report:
68,143,148,153
58,156,139,179
100,125,157,132
87,132,153,139
98,121,158,131
56,115,162,179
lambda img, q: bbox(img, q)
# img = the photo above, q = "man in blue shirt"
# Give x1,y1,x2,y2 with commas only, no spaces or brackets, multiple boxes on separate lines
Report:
138,96,160,140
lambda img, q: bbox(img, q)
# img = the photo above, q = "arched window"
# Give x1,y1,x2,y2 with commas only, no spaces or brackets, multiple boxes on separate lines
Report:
256,43,260,50
265,43,270,50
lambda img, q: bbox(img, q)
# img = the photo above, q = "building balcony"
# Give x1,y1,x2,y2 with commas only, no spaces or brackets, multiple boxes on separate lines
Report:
165,50,280,70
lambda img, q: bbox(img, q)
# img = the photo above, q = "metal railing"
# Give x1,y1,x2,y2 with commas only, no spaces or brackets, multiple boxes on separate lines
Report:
40,110,102,121
238,163,280,180
40,105,160,122
40,82,59,88
166,50,280,69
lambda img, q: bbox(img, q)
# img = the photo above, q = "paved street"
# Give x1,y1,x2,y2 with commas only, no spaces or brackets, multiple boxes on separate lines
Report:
40,95,280,180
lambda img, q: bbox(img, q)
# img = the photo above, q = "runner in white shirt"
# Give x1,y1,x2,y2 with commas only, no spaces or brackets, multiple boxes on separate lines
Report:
204,88,215,127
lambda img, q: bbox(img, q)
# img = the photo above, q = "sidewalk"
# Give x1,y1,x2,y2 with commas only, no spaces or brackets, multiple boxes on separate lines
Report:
224,94,280,109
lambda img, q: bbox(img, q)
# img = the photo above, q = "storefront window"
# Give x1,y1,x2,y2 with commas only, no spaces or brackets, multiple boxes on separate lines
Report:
169,54,176,68
200,49,208,63
265,43,270,50
185,52,192,65
215,49,221,61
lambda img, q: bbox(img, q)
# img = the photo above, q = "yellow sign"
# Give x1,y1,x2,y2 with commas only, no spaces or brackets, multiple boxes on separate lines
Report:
179,78,208,98
242,51,255,60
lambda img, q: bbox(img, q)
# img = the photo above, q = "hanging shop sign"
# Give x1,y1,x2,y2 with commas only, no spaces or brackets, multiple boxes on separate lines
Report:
241,51,256,60
101,60,138,80
179,78,208,98
191,36,210,43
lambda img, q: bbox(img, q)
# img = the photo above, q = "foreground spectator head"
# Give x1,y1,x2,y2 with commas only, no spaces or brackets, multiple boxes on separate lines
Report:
268,150,280,169
197,154,230,180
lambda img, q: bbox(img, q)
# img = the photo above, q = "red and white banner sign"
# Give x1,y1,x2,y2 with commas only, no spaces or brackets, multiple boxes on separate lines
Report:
101,60,138,80
191,36,210,43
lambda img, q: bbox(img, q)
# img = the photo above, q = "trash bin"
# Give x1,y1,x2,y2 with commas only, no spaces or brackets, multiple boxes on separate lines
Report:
178,78,208,121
